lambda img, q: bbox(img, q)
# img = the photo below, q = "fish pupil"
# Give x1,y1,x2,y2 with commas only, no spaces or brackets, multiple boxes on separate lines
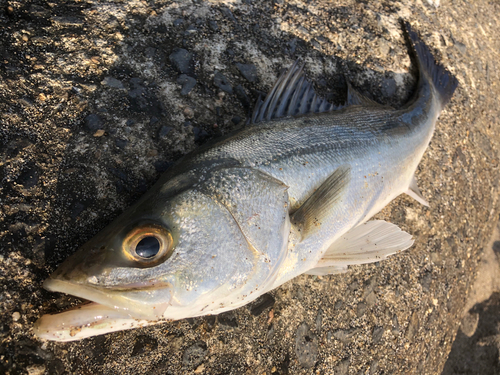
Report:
135,236,160,258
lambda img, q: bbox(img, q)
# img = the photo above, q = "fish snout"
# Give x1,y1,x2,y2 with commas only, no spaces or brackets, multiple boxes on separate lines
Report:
48,242,115,285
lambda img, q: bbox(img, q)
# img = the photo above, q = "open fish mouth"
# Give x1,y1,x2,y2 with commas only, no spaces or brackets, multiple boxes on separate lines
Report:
34,279,172,342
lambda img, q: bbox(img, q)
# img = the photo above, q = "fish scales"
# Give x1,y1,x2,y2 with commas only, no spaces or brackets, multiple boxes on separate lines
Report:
34,22,457,341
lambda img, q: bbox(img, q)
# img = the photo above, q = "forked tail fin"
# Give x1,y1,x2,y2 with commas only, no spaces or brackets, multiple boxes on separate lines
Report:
403,21,458,108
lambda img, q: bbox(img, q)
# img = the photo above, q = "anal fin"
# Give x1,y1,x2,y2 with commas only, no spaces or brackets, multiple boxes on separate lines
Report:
305,265,348,276
405,175,429,207
308,220,413,275
292,166,351,240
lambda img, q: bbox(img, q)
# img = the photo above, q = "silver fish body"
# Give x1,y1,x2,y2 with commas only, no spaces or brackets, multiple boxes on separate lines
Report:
34,22,457,341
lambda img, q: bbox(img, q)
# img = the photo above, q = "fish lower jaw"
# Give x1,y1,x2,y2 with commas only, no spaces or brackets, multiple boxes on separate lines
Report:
34,302,166,342
43,278,172,319
34,278,174,341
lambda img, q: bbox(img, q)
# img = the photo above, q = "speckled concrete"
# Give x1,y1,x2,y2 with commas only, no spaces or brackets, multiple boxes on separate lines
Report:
1,0,500,374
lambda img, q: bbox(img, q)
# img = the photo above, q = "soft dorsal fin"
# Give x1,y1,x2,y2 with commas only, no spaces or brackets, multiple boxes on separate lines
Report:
405,175,429,206
346,82,383,107
307,220,413,275
292,165,351,240
250,61,342,124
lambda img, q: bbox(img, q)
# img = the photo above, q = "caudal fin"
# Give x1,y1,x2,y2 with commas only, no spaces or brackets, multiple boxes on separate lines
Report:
404,21,458,108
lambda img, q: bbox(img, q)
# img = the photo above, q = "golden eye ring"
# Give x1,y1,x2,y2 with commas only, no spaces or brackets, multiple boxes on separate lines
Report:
123,222,174,267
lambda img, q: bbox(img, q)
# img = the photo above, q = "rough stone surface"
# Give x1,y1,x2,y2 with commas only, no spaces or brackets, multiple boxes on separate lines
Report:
1,0,500,374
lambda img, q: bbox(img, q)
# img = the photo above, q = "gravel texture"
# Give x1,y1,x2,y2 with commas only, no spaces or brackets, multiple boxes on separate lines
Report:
1,0,500,374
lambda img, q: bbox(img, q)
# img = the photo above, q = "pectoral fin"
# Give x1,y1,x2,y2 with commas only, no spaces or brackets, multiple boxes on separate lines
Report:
308,220,413,275
405,175,429,207
291,165,351,240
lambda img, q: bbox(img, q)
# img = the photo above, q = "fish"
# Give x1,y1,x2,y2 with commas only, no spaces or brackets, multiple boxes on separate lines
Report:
34,22,457,341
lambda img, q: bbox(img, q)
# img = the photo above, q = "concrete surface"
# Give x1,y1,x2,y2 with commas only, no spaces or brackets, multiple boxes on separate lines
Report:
1,0,500,374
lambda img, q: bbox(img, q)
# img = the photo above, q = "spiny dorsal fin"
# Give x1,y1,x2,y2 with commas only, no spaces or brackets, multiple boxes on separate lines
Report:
346,82,383,107
405,174,429,206
309,220,413,274
250,61,341,124
292,165,351,240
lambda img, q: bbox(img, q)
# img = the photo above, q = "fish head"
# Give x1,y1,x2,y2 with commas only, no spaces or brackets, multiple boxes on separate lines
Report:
35,167,290,341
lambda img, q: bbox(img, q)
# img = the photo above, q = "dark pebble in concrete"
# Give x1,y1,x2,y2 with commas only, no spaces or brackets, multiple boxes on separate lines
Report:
127,79,162,115
208,19,218,31
250,293,275,316
333,328,359,344
214,72,233,93
131,335,158,357
115,138,128,149
335,358,350,375
51,16,83,26
8,223,27,240
357,302,367,317
454,40,467,55
193,127,208,142
158,125,173,139
221,7,237,23
145,47,156,58
267,323,275,340
204,315,216,328
405,312,419,339
295,322,318,369
315,309,323,332
231,116,241,125
218,312,238,328
169,48,194,75
153,160,172,173
47,359,65,375
372,326,384,344
70,202,86,220
16,163,40,188
182,341,207,368
102,76,124,89
493,240,500,255
84,114,103,132
420,271,432,291
236,63,258,82
29,5,51,19
235,84,251,110
392,314,400,334
177,74,196,95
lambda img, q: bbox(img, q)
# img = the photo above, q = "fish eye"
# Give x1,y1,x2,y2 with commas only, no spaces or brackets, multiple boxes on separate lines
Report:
135,236,161,258
123,222,174,267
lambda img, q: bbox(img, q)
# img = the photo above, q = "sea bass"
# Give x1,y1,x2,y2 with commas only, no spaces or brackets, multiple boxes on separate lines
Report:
34,22,457,341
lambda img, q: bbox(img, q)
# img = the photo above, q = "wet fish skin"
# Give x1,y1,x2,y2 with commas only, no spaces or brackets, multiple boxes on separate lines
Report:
34,22,457,341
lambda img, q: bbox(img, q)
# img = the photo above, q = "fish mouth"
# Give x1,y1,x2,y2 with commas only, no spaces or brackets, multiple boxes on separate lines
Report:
34,278,172,342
